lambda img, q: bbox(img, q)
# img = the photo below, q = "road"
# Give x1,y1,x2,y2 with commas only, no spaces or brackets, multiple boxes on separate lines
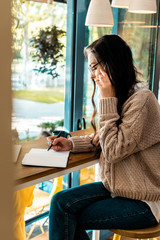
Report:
12,99,64,139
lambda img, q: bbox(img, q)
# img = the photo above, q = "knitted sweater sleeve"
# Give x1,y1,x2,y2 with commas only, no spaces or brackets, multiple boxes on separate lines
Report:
70,133,95,153
98,90,154,163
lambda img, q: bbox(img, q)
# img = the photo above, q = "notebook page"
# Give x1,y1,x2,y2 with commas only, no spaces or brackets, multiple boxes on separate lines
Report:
22,148,70,168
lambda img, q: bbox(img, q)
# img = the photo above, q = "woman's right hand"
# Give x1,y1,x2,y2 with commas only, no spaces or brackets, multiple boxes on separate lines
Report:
47,136,73,151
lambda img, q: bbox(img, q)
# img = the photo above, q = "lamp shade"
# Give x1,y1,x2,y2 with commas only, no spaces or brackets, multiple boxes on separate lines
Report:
128,0,157,14
111,0,130,9
85,0,114,27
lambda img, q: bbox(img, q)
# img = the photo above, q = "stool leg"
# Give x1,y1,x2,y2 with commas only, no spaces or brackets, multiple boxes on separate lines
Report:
113,234,121,240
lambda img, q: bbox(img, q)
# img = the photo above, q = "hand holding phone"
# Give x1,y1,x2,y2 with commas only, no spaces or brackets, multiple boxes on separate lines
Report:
96,68,115,98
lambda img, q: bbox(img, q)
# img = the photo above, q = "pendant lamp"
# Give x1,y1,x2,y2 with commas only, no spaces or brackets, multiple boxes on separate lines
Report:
111,0,130,9
128,0,157,14
85,0,114,27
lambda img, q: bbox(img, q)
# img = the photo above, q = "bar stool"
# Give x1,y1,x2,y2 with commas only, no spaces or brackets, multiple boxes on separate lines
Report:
110,222,160,240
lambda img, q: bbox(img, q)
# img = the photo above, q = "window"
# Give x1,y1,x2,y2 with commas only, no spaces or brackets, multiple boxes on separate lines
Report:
118,9,159,86
12,0,67,143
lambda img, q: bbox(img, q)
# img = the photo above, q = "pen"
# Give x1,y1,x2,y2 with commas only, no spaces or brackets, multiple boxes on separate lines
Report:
47,131,62,151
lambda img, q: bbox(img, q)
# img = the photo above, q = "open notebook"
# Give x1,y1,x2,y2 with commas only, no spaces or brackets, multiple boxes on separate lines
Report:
22,148,70,168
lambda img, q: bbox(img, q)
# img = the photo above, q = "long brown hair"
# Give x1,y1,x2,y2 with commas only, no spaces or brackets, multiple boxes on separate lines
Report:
84,34,139,135
90,78,97,134
90,78,101,156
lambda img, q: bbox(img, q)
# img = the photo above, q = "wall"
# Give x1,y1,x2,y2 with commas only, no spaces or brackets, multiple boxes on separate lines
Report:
0,1,13,239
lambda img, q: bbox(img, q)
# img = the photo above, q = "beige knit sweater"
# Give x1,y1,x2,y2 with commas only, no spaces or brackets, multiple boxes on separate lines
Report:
71,89,160,201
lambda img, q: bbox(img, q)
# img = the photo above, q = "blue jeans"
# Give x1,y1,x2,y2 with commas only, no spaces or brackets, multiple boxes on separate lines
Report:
49,182,158,240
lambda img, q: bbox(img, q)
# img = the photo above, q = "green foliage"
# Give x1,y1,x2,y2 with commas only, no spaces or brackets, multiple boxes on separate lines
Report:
38,122,57,133
38,119,64,134
55,119,64,127
30,26,66,79
11,0,24,58
13,88,64,103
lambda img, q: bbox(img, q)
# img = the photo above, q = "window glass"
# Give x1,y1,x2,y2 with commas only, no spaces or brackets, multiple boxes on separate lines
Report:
118,10,158,84
12,0,67,143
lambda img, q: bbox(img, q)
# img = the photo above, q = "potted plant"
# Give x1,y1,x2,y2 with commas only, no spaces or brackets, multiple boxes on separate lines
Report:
30,25,66,79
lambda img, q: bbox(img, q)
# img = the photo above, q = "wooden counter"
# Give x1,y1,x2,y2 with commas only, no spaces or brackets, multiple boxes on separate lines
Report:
14,128,99,190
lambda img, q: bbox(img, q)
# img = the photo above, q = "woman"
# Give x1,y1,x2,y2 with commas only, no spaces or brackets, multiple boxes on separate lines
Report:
48,35,160,240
